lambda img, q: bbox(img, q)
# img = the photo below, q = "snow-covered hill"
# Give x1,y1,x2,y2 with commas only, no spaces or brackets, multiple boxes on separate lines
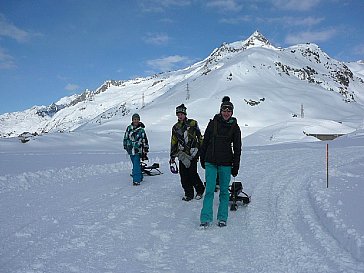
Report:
1,31,364,272
1,123,364,272
1,31,364,143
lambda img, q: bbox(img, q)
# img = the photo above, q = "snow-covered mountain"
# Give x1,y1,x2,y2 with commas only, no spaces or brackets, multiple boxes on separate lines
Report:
1,31,364,142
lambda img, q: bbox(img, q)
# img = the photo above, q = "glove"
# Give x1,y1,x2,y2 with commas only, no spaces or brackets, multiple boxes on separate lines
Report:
200,159,205,169
177,151,192,168
231,166,239,177
141,152,148,161
124,146,132,155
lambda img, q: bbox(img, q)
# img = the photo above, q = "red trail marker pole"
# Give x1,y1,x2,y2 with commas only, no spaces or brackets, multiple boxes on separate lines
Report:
326,143,329,188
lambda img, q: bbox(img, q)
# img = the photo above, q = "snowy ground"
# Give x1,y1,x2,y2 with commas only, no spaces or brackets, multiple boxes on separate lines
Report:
1,130,364,273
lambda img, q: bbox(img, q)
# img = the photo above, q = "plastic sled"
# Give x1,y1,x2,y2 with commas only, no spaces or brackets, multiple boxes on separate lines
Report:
141,162,162,176
229,181,251,211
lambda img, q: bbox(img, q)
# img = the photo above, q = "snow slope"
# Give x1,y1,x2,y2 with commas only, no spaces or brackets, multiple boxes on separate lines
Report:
2,31,364,140
1,126,364,273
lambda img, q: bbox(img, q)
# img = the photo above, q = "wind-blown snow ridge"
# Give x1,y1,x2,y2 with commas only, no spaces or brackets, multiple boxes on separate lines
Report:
0,162,129,193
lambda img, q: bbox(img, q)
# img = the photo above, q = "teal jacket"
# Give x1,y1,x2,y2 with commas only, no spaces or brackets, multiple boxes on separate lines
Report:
123,122,149,155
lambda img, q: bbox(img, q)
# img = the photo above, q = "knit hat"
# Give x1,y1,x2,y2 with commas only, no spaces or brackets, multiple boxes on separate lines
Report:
132,113,140,120
220,96,234,113
175,104,187,115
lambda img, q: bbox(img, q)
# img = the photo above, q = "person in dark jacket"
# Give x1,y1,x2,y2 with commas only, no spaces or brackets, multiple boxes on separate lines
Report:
170,104,205,201
199,96,242,227
123,113,149,186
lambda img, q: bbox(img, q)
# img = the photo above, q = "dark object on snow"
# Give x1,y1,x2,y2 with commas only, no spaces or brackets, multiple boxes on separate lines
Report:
303,131,344,141
229,181,251,211
141,162,162,176
169,161,179,174
18,132,38,143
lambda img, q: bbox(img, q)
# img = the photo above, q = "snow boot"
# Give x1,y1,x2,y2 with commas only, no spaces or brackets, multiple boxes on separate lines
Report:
195,193,203,200
182,196,192,202
199,222,210,229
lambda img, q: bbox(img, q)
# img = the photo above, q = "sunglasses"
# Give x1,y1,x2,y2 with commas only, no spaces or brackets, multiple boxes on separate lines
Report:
221,108,232,113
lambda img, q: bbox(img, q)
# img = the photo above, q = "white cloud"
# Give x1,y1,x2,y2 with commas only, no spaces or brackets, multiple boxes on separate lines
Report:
0,46,16,69
0,14,32,42
220,15,252,24
65,83,80,91
298,16,324,26
144,33,170,45
285,29,337,44
223,15,323,27
272,0,321,11
205,0,243,12
138,0,191,12
279,16,324,27
146,55,194,72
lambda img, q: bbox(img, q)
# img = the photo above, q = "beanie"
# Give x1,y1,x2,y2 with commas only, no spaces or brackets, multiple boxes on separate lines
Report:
220,96,234,113
175,104,187,115
132,113,140,120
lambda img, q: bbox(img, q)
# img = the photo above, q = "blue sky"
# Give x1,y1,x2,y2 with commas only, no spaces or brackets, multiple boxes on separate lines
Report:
0,0,363,114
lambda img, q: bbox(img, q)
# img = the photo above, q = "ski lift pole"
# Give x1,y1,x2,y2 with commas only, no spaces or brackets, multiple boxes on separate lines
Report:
326,143,329,188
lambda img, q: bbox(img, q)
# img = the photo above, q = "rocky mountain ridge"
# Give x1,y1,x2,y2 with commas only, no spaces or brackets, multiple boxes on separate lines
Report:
1,31,364,138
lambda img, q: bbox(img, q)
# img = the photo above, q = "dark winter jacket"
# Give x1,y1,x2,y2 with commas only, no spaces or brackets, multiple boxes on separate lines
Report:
123,122,149,155
200,114,241,168
170,118,202,160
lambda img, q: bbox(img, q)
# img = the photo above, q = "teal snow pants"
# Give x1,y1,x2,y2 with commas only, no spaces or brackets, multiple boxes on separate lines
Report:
200,162,231,223
130,154,143,183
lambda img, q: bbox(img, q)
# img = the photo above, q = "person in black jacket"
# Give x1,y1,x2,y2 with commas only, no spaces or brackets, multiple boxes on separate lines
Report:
199,96,242,227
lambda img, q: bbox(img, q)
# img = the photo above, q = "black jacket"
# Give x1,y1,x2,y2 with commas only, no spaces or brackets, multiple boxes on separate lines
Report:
200,114,241,168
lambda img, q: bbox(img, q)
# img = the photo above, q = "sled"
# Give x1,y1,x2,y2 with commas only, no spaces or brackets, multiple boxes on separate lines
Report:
141,162,162,176
229,181,251,211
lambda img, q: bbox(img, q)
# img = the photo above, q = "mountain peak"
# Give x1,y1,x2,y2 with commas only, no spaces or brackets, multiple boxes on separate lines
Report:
243,30,272,47
224,31,274,52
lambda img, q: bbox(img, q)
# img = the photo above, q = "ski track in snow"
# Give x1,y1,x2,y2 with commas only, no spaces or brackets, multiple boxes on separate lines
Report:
1,148,364,273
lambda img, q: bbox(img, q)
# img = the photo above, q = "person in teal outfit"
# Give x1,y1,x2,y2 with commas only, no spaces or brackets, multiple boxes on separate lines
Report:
199,96,242,227
123,113,149,185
